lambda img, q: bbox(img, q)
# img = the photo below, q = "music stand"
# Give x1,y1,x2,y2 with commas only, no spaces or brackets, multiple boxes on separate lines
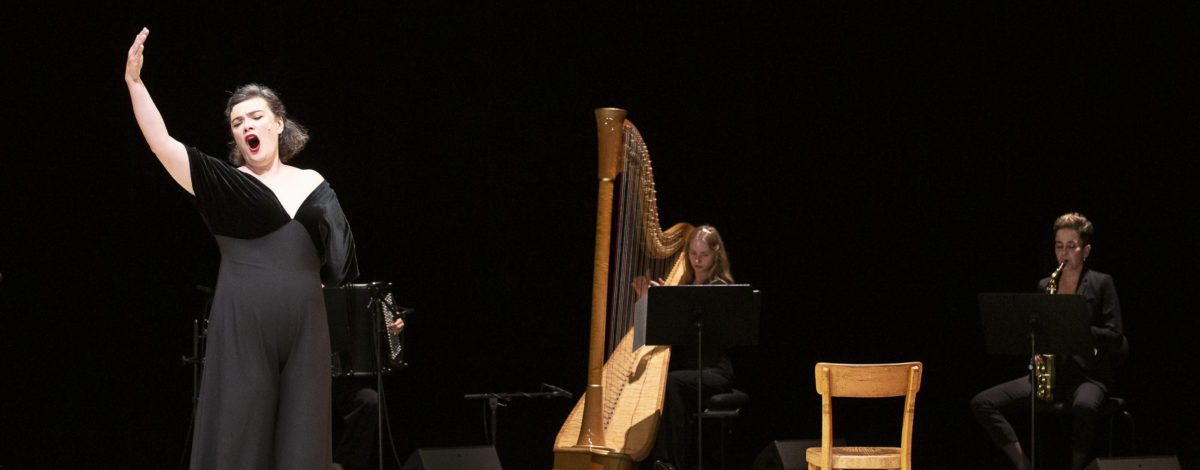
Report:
979,293,1093,470
325,282,409,470
647,284,759,470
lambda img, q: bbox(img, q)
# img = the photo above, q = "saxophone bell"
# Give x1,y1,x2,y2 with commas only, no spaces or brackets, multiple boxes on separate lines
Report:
1033,261,1068,402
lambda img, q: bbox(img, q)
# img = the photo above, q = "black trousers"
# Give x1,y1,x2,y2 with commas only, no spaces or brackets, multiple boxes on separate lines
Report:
649,368,733,469
332,381,380,470
970,371,1104,469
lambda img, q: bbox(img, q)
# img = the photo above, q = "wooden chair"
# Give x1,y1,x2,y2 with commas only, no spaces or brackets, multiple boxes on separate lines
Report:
805,362,923,470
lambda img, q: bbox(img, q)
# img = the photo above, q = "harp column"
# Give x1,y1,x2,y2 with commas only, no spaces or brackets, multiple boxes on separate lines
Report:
578,107,627,448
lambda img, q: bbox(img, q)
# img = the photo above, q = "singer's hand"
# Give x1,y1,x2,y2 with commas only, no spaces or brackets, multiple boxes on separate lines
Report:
125,28,149,85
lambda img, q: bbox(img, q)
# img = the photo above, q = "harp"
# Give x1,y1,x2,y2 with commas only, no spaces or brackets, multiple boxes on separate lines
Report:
553,108,694,469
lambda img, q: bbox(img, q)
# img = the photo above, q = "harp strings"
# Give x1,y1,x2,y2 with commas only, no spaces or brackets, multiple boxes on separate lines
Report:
608,127,674,354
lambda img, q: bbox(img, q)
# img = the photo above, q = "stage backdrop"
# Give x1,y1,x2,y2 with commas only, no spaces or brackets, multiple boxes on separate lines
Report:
2,3,1197,469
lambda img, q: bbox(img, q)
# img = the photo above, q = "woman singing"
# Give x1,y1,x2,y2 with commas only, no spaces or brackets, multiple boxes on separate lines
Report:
125,28,359,469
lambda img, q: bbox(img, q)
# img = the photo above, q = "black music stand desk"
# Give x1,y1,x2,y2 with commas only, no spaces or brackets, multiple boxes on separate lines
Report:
979,292,1092,358
646,284,760,470
978,292,1093,470
645,284,759,366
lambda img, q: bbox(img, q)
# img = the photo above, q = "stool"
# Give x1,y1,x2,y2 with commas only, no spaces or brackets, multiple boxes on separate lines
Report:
698,389,748,470
1101,396,1135,456
1039,395,1136,458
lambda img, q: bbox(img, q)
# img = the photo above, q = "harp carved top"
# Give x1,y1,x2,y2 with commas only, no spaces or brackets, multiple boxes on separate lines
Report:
625,123,694,278
596,108,628,181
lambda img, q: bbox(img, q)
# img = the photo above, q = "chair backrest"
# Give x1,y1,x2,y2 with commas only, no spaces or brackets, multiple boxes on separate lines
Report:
815,362,923,398
813,362,922,470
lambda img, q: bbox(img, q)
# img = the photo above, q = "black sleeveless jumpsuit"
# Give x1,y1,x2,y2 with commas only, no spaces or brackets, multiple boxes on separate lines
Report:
186,147,358,469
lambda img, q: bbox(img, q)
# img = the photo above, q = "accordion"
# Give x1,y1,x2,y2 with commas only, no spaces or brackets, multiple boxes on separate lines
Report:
324,283,411,377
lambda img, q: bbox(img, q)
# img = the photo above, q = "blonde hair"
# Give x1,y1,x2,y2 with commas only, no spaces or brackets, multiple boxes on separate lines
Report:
680,225,735,285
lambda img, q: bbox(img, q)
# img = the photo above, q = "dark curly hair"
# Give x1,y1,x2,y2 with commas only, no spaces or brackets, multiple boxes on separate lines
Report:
224,83,309,165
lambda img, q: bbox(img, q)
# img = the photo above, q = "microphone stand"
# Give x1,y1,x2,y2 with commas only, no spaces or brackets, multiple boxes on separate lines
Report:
181,319,201,403
695,314,705,470
179,286,212,470
363,281,414,470
177,319,202,470
365,285,386,470
464,386,572,446
1029,315,1039,470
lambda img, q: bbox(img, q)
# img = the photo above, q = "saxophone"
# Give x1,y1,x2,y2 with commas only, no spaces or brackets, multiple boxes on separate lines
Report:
1033,261,1066,402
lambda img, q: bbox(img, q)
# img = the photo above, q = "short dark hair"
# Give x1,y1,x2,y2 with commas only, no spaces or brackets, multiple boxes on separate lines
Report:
224,83,309,165
1053,212,1094,245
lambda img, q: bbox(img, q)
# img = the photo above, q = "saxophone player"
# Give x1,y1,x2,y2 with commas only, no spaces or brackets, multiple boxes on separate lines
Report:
971,212,1126,470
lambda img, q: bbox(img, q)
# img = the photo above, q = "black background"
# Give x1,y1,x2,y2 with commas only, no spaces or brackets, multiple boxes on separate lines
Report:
2,3,1197,469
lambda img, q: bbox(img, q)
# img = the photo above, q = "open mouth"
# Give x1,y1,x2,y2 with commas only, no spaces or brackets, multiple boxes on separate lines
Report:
246,134,261,153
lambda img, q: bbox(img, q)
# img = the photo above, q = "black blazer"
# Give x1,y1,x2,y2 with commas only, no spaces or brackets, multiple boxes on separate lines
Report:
1038,268,1125,388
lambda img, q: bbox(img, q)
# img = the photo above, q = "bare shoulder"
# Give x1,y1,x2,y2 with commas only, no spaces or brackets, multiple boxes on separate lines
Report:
283,165,325,185
296,168,326,197
299,167,326,184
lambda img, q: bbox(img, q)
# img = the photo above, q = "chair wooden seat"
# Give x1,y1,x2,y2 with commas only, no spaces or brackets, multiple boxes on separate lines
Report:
804,362,922,470
805,446,902,468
